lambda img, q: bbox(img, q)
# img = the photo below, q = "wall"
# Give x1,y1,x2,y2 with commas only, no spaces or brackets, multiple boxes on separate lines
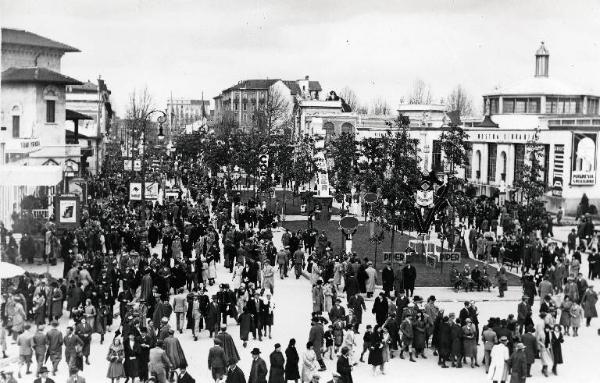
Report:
1,83,37,138
1,45,63,71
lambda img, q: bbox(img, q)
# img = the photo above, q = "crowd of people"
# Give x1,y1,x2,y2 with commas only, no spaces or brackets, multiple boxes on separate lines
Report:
0,147,599,383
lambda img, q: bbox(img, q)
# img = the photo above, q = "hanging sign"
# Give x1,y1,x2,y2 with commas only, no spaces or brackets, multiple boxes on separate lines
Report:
129,182,142,200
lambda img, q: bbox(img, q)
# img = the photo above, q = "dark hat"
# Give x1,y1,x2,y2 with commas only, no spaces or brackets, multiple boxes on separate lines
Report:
251,347,261,355
274,343,281,349
39,366,49,373
499,336,508,342
168,329,175,335
51,319,59,326
428,295,436,301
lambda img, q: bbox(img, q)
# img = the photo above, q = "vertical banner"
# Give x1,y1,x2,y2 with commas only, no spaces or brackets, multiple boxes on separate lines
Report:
133,159,142,172
571,132,597,185
129,182,142,200
54,195,80,228
145,182,159,200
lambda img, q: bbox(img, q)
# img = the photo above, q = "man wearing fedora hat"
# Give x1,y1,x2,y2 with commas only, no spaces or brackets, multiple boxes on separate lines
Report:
508,343,528,382
488,336,509,382
33,366,55,383
249,348,267,383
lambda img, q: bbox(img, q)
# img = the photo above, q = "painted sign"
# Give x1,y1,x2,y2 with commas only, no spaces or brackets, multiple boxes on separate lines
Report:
133,159,142,172
129,182,142,200
54,195,80,227
145,182,159,200
439,252,461,263
571,132,597,185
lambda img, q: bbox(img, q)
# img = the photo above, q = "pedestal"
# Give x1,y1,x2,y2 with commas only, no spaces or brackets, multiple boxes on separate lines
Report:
313,195,333,221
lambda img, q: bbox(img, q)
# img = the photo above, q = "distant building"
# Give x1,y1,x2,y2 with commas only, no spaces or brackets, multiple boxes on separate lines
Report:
167,98,209,126
213,76,326,134
66,79,113,175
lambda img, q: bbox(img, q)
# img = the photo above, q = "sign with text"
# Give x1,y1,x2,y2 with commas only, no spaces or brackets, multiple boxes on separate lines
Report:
439,252,461,263
129,182,142,200
383,252,407,264
571,132,596,185
145,182,159,200
54,195,80,228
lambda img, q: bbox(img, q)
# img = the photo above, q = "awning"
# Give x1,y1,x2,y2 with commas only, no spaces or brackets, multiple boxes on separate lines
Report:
0,165,63,186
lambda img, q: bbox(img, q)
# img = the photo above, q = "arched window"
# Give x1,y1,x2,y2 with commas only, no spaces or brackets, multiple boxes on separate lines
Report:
341,122,354,134
43,86,59,123
500,151,507,181
11,105,21,138
323,122,334,143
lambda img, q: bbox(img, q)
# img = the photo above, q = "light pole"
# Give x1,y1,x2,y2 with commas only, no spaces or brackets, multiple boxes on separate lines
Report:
135,110,167,201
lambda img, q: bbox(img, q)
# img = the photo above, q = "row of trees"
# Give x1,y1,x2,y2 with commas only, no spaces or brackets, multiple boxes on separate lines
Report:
339,82,474,117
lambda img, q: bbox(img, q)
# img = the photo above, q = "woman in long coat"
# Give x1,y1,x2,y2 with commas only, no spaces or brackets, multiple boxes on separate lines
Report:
413,313,428,358
301,342,317,382
123,333,140,380
238,308,255,348
549,325,563,375
106,337,126,382
49,282,64,320
368,326,384,373
285,338,300,382
581,286,598,326
344,272,359,298
268,345,286,383
462,319,478,367
559,296,573,335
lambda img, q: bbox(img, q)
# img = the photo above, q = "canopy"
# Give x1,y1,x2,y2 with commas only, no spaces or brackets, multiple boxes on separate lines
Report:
0,165,63,186
0,262,26,279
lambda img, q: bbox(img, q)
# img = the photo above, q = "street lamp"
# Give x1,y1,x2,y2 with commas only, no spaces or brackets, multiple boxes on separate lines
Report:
135,109,168,201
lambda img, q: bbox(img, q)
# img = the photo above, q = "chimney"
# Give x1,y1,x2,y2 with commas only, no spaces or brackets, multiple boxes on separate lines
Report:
535,41,549,77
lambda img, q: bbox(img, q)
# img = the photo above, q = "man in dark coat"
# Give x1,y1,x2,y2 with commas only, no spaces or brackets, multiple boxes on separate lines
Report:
226,362,246,383
177,367,196,383
372,292,388,327
336,346,353,383
75,318,93,365
45,320,63,375
508,343,528,382
63,326,83,370
438,317,452,368
249,348,268,383
138,327,154,382
268,344,285,383
308,319,326,371
216,326,241,366
520,326,537,377
208,338,227,382
402,261,417,297
347,292,365,333
381,262,395,296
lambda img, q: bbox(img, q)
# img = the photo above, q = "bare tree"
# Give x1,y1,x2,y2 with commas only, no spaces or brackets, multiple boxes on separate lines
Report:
446,85,473,117
254,86,291,134
126,87,154,120
370,96,392,115
406,79,433,104
339,86,359,111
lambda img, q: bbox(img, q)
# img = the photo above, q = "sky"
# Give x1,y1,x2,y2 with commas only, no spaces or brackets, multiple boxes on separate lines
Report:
3,0,600,116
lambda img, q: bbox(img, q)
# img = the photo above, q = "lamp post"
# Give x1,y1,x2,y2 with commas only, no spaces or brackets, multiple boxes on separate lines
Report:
134,110,167,201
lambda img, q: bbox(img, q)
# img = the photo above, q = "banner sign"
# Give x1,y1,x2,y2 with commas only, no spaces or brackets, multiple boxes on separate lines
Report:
314,152,330,196
571,132,596,185
54,195,80,228
145,182,159,200
439,252,461,263
383,252,407,264
123,159,132,171
129,182,142,200
258,154,269,183
133,159,142,172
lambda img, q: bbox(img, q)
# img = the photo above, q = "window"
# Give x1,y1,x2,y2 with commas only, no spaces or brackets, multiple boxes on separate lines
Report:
514,144,525,182
503,99,515,113
587,98,599,115
432,140,443,172
46,100,56,123
490,98,499,114
502,98,540,113
12,115,20,138
243,103,247,111
546,97,581,114
464,147,472,179
487,143,497,183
